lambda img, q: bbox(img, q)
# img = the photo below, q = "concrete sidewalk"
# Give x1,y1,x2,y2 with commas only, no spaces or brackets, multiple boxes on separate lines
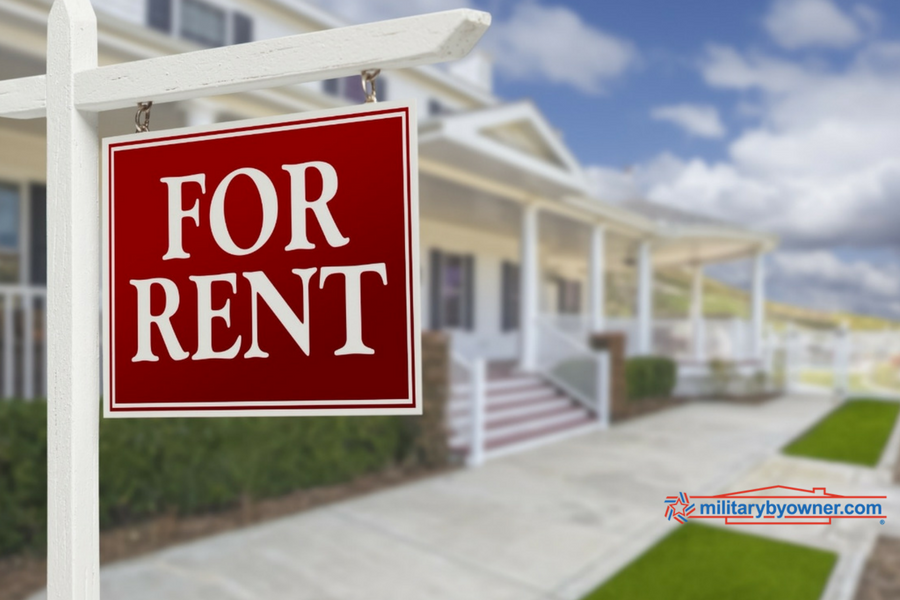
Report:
34,395,838,600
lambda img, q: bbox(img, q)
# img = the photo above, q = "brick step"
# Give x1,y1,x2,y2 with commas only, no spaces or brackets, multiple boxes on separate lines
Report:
447,397,575,432
447,388,562,417
450,375,544,397
450,412,597,454
449,408,591,449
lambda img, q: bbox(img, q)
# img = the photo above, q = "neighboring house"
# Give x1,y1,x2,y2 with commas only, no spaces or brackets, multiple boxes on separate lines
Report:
0,0,776,457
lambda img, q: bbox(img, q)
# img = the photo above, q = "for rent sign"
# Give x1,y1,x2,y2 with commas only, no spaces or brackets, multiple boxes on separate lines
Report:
102,102,420,417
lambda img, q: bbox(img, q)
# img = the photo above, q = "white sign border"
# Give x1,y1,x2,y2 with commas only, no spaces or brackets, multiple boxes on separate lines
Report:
102,100,422,418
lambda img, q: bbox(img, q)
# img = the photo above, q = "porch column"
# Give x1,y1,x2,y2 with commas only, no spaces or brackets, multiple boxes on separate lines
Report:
751,250,766,360
184,100,218,127
589,224,606,333
636,240,653,355
519,204,539,371
691,266,705,362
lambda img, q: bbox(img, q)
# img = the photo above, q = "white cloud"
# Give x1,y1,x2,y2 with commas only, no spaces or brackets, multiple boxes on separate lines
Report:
484,3,637,95
772,250,900,297
650,103,726,138
636,43,900,251
764,0,865,49
313,0,637,96
596,37,900,318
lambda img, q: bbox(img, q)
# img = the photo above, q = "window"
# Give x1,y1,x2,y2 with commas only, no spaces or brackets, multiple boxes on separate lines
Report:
181,0,226,47
0,184,18,283
323,76,388,103
232,12,253,44
146,0,252,46
501,261,519,331
428,99,452,117
429,250,474,330
556,278,581,314
147,0,172,33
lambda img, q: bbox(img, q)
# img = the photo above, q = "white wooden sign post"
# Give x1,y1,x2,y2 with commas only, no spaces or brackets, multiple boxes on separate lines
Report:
0,0,489,596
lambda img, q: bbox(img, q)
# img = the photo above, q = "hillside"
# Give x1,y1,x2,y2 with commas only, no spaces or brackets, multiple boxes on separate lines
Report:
605,270,899,331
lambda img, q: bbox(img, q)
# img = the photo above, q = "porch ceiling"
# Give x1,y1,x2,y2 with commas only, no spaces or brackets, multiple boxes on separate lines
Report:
652,233,774,268
420,173,636,271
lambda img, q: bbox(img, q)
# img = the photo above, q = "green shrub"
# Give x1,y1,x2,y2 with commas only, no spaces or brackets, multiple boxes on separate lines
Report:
0,399,47,555
709,358,736,395
625,356,677,400
0,400,422,556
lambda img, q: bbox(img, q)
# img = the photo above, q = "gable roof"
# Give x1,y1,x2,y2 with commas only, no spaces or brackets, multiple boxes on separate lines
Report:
420,101,590,198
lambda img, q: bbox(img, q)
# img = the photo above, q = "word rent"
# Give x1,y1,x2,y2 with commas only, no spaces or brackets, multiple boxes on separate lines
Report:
131,162,386,363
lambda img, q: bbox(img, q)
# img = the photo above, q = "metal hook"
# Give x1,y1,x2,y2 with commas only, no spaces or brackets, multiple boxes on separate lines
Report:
135,101,152,133
360,70,380,103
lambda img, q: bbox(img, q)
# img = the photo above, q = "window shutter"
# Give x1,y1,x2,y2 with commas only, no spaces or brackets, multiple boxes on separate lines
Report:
344,76,368,103
323,79,340,96
501,261,520,332
232,12,253,44
429,249,442,330
147,0,172,33
572,281,582,314
463,255,475,331
29,184,46,286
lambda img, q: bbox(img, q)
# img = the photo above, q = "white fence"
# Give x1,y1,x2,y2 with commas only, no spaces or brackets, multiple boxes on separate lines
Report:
776,326,900,398
0,284,48,399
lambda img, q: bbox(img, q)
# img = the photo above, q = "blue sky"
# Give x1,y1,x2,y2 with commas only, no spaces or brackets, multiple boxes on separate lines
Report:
493,0,762,166
322,0,900,320
490,0,900,165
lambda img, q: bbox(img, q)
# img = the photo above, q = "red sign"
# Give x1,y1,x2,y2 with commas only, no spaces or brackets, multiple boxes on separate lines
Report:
102,102,420,417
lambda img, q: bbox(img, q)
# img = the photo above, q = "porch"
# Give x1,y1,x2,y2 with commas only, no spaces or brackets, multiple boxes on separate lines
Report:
418,102,778,462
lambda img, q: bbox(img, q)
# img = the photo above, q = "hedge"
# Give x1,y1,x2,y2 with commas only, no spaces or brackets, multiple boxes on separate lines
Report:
625,356,677,400
0,399,422,556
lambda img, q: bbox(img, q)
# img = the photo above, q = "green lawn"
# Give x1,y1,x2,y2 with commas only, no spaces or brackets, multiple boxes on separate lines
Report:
783,399,900,466
582,523,836,600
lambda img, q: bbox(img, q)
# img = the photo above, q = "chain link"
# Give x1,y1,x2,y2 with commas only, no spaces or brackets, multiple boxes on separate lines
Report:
360,70,381,103
134,102,152,133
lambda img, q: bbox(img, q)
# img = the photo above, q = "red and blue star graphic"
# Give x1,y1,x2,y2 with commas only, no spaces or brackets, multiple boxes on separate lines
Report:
664,492,696,524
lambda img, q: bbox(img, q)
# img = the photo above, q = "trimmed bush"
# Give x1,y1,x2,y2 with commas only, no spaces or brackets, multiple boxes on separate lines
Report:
625,356,677,400
0,400,422,556
0,399,47,555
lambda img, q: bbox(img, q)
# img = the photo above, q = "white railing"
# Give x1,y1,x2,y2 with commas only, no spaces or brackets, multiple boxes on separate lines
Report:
563,314,753,361
772,326,900,399
450,352,486,467
535,316,610,427
0,284,47,399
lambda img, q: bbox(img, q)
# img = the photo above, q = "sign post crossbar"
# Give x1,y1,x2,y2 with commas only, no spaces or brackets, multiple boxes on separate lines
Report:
0,0,490,597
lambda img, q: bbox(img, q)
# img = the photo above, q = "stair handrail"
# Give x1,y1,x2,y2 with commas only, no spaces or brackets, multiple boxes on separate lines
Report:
535,316,609,421
449,351,485,467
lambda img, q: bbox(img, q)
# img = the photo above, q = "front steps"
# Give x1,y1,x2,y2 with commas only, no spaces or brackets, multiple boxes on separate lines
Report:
448,366,599,461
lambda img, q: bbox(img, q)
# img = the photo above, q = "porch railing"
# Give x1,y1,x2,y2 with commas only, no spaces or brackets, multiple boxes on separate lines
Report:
535,316,610,427
449,351,486,467
0,284,48,399
548,314,754,361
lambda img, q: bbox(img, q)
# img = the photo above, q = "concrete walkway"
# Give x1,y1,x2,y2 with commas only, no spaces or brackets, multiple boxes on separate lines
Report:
722,396,900,600
34,395,839,600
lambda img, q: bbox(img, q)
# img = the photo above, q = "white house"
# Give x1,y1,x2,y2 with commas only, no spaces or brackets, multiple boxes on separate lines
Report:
0,0,776,458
